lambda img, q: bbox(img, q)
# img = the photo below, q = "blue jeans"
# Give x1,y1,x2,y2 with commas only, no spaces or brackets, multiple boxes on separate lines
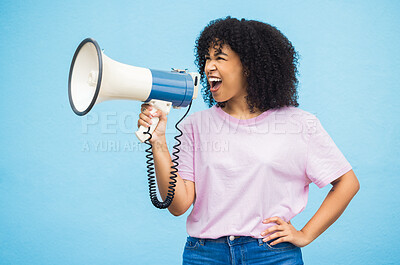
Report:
183,236,303,265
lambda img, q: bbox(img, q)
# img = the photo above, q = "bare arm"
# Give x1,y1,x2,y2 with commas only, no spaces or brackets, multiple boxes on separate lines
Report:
151,137,195,216
298,169,360,244
262,169,360,247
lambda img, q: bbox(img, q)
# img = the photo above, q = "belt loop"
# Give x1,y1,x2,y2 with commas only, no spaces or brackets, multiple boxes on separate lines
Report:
199,239,204,246
258,238,263,246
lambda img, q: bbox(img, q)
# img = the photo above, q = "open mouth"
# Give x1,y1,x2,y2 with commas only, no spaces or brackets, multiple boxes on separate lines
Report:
209,77,222,92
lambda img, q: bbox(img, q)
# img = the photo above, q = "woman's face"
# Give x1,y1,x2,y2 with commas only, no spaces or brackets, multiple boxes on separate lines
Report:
204,44,248,103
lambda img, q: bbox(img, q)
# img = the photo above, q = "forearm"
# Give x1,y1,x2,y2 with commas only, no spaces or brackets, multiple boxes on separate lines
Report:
301,170,360,244
151,137,192,216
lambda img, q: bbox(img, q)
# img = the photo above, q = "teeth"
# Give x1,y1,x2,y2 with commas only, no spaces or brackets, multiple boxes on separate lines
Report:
209,77,222,82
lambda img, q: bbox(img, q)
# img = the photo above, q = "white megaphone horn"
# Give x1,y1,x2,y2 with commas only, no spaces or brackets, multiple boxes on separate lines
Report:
68,38,199,142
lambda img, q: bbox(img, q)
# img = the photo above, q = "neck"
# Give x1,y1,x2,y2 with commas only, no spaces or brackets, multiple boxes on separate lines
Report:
222,97,262,120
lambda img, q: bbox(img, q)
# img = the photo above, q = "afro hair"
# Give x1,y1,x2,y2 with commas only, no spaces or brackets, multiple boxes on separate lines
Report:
195,16,300,112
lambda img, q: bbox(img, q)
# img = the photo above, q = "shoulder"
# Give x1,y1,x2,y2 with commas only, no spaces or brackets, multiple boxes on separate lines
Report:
193,106,215,119
181,106,215,124
271,106,320,133
178,106,215,131
273,106,317,120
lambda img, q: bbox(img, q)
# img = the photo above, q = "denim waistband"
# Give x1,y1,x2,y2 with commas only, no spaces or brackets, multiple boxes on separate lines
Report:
188,236,264,246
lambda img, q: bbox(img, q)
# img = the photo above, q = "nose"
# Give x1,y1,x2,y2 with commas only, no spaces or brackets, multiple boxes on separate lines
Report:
205,59,217,75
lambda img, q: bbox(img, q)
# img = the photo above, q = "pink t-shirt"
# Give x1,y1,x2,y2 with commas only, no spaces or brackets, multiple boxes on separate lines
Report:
177,105,352,239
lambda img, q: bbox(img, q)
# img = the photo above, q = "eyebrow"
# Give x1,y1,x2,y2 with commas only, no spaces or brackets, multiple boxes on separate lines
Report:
205,52,228,57
215,52,228,56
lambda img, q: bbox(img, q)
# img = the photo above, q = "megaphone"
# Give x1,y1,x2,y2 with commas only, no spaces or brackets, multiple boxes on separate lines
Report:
68,38,199,142
69,38,199,209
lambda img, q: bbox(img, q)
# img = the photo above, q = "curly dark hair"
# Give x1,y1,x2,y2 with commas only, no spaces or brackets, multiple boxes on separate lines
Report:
194,16,300,112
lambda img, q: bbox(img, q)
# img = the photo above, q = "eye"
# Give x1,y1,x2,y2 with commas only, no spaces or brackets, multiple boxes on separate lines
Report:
205,56,211,60
217,57,226,61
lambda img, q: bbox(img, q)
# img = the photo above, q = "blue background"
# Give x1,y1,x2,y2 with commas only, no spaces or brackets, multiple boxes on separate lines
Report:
0,0,399,264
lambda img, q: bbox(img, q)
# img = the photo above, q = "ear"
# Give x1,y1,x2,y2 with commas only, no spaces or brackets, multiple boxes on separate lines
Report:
244,68,250,77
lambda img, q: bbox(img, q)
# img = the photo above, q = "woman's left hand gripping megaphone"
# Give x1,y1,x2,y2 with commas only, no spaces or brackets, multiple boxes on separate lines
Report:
135,99,172,142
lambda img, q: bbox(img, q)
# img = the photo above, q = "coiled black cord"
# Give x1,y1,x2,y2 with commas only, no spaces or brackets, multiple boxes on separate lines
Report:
143,100,193,209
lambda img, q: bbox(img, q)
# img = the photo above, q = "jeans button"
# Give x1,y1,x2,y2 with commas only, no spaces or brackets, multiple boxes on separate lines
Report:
229,235,235,241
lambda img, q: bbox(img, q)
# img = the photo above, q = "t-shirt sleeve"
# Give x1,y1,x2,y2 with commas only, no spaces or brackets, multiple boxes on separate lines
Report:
305,115,352,188
176,116,195,182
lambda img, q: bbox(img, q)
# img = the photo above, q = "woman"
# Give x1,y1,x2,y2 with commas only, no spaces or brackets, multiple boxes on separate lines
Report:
137,17,359,265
